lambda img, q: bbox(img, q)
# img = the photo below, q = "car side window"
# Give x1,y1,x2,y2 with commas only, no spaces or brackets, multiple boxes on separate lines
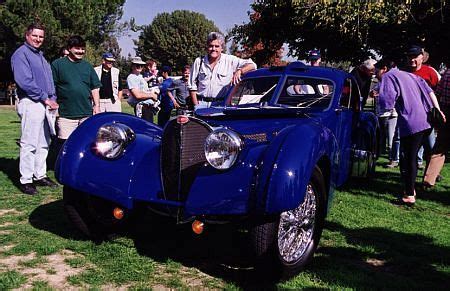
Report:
340,78,361,111
278,77,334,108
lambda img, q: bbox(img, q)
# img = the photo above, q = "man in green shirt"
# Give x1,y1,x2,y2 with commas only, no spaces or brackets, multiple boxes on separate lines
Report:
51,35,101,140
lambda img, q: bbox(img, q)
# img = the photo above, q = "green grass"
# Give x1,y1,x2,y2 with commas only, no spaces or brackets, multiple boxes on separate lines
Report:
0,105,448,289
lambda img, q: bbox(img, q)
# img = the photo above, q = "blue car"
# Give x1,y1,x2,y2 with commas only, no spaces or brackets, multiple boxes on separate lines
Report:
56,62,378,279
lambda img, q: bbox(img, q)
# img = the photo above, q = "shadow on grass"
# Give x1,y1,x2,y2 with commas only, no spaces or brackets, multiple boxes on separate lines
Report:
342,169,450,206
28,199,449,289
0,157,20,189
314,221,450,289
28,199,89,241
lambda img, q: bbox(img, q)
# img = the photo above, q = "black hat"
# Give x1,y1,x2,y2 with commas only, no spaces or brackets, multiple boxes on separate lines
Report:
161,65,172,73
308,49,321,60
406,45,423,56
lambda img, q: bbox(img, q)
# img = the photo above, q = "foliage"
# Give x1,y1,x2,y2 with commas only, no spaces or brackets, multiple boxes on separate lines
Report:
0,0,126,79
231,0,450,67
135,10,219,72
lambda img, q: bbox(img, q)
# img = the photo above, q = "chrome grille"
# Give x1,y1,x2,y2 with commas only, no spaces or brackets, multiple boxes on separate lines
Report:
161,117,211,201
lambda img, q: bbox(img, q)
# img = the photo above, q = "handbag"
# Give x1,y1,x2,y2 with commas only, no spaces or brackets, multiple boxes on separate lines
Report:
428,107,445,127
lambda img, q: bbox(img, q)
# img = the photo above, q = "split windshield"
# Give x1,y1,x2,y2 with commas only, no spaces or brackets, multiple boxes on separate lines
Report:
227,76,334,109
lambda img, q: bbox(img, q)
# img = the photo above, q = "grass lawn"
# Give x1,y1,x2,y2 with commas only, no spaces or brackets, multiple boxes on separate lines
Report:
0,104,448,289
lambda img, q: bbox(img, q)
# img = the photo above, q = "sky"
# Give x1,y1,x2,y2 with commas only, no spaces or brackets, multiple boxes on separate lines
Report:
118,0,254,57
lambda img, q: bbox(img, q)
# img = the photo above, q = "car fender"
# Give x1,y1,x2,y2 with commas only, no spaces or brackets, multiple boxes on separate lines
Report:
55,113,163,209
255,122,338,214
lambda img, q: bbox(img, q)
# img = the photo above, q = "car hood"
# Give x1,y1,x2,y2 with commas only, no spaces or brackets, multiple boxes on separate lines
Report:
194,106,320,144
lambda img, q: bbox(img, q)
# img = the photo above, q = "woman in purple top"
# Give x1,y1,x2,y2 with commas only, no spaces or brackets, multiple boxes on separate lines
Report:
375,59,445,205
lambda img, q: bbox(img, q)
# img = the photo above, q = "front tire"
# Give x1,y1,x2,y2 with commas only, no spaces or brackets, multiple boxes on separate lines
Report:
251,166,326,280
63,186,127,240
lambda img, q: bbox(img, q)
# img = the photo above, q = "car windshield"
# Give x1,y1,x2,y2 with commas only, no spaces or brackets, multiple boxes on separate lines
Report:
277,77,334,109
227,76,280,106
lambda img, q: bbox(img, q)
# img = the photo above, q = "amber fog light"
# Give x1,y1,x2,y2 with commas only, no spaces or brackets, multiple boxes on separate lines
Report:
113,207,124,220
192,220,204,234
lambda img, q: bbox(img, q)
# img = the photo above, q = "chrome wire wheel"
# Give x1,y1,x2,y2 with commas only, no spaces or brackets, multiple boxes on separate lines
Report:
277,184,317,263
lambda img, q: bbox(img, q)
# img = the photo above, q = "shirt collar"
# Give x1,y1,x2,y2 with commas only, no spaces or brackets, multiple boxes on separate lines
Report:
24,42,42,54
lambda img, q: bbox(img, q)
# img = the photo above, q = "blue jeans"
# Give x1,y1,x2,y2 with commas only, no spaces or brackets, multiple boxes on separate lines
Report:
380,116,399,162
417,129,436,164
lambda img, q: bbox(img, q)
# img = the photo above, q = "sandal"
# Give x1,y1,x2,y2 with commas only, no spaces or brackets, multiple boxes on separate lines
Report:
401,195,416,206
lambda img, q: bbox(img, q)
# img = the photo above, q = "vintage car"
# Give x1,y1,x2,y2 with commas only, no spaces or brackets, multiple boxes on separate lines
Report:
55,62,378,279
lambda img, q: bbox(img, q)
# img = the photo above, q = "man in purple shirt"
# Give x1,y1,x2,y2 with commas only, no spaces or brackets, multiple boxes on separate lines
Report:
11,23,59,195
375,59,444,205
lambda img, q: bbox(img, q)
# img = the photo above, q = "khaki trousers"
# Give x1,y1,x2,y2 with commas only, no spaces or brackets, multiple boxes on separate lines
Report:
57,117,89,140
99,98,121,113
423,107,450,186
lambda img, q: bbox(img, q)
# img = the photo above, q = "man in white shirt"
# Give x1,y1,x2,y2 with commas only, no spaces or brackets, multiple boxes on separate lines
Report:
189,32,256,109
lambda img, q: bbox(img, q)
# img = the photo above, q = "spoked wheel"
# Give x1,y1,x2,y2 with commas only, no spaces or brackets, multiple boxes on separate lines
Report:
251,166,326,280
63,186,128,241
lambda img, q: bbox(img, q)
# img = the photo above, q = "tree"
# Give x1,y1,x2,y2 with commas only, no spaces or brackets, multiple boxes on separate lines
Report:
135,10,219,72
231,0,450,67
0,0,126,80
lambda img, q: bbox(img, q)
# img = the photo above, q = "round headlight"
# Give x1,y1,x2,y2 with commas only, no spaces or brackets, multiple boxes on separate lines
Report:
95,123,135,159
204,128,242,170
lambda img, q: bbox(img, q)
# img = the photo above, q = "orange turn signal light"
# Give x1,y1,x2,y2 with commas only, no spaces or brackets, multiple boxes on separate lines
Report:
192,220,204,235
113,207,124,220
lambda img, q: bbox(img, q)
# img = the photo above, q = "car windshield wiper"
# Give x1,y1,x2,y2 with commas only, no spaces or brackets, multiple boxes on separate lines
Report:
296,92,332,108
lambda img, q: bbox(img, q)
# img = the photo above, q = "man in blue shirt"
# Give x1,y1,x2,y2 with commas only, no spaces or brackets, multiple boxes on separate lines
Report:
11,23,59,195
158,66,174,127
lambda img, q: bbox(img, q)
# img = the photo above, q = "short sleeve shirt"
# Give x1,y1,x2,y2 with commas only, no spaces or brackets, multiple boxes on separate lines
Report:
170,78,189,105
51,57,101,119
126,73,149,106
188,53,256,98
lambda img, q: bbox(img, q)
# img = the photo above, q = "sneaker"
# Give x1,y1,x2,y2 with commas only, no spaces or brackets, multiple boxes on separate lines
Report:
34,177,59,188
19,183,38,195
385,161,399,168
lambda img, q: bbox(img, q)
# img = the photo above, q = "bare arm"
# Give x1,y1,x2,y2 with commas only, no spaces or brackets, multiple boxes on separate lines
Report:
232,63,257,85
167,90,179,108
130,88,157,100
189,90,198,106
91,88,100,114
429,91,446,122
118,90,123,100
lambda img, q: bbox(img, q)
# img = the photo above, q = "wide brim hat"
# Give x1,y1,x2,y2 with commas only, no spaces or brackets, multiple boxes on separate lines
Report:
131,56,146,65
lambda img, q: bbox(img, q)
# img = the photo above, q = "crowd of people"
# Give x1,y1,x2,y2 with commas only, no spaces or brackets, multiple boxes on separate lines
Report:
10,22,449,206
10,24,256,195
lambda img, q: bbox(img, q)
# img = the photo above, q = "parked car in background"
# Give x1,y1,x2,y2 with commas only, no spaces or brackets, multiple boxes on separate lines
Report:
56,62,378,280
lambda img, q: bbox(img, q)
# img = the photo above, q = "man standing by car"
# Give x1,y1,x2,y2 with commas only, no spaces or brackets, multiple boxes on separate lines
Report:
189,32,256,109
11,23,59,195
94,52,123,112
351,58,377,108
51,36,102,141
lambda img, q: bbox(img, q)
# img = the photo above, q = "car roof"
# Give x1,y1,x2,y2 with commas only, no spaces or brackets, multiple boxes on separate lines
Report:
244,61,350,82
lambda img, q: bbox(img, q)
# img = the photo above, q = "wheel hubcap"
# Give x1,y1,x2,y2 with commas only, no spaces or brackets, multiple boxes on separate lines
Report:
278,184,317,263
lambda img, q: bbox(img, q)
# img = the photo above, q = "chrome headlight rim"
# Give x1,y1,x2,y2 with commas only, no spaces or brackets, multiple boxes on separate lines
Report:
204,127,243,170
94,122,135,159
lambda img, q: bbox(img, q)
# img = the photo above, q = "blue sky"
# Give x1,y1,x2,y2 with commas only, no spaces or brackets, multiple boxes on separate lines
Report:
118,0,254,57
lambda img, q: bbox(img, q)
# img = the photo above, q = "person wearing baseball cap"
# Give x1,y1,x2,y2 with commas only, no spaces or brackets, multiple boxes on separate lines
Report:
94,52,123,112
406,45,439,89
308,49,321,66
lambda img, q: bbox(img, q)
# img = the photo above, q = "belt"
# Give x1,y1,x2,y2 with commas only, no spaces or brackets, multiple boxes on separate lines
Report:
197,95,216,102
